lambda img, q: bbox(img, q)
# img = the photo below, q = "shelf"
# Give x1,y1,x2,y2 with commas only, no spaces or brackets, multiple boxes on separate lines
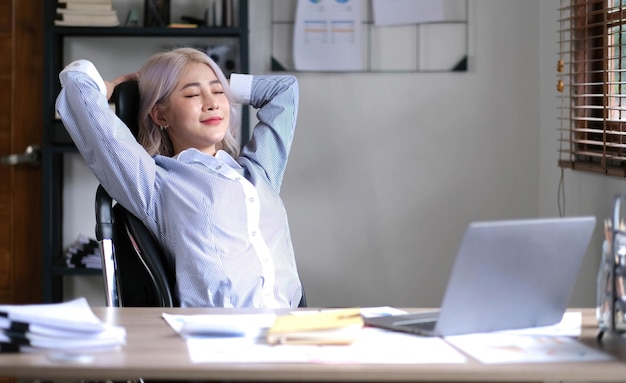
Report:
51,266,103,277
53,26,247,38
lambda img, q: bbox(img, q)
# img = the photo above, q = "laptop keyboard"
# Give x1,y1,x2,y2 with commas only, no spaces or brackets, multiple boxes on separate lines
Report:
391,312,439,332
363,311,440,335
399,320,437,331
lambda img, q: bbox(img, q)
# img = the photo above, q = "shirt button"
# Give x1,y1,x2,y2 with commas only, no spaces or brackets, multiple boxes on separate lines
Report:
216,165,222,170
248,197,255,203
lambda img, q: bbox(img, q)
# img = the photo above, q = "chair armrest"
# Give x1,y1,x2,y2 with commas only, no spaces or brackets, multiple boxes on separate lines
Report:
95,184,114,241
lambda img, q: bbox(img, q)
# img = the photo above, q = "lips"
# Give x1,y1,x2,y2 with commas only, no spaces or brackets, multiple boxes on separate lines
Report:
202,116,223,125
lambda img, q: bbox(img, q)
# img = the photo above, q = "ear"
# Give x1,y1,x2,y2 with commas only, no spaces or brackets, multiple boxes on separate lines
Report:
149,105,168,127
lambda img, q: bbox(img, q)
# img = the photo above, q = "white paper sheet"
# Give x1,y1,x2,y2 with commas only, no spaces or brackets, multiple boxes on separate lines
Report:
445,334,612,364
492,311,582,337
185,326,466,364
445,312,612,364
293,0,364,71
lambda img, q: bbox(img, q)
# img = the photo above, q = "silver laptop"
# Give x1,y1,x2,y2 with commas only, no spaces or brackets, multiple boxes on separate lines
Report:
364,216,596,336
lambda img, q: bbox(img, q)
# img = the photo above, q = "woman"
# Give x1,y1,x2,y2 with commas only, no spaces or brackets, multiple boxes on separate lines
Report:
56,47,303,308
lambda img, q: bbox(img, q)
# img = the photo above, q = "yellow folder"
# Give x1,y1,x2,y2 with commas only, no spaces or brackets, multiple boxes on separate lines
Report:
266,308,363,345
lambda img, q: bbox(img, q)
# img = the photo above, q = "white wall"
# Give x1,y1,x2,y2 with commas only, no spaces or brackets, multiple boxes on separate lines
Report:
64,0,614,309
252,0,543,308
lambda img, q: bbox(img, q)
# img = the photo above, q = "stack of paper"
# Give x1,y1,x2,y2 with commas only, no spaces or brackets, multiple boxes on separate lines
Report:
0,297,125,353
54,0,120,27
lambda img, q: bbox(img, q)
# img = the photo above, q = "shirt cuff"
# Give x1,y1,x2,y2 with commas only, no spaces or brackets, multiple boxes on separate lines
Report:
229,73,252,105
60,59,107,97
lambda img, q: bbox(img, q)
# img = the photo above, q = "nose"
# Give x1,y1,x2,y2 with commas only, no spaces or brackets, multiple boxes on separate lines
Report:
205,94,220,110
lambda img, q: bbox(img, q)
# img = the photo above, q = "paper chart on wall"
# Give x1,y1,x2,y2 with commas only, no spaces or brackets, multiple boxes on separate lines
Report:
293,0,363,71
372,0,444,26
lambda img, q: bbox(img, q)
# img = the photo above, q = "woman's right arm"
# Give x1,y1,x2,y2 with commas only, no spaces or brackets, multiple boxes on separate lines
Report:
55,60,158,223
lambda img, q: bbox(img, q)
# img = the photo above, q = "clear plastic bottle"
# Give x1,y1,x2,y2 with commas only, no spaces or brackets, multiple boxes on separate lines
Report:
616,235,626,330
597,239,612,329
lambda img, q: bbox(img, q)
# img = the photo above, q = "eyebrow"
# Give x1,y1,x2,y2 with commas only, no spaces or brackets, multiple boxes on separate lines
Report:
179,79,221,91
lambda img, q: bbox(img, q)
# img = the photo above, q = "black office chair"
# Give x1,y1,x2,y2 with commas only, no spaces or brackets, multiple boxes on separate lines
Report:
96,80,178,308
95,80,306,308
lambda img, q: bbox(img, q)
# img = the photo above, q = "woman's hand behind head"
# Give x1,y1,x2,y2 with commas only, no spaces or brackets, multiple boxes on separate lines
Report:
105,71,140,100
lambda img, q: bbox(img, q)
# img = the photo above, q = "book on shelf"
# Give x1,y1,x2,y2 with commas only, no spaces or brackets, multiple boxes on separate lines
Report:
55,1,120,27
207,0,235,27
57,0,114,12
55,11,120,27
57,8,116,16
57,0,114,3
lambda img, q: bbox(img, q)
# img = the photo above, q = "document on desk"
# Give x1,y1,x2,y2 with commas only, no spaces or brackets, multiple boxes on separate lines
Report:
169,308,465,364
184,326,466,364
445,312,613,364
162,313,277,338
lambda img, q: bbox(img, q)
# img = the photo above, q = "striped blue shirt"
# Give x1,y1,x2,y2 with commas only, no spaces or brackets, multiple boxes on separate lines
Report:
56,69,303,308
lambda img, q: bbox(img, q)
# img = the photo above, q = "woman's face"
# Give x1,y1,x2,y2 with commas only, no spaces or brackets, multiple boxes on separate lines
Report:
151,62,230,156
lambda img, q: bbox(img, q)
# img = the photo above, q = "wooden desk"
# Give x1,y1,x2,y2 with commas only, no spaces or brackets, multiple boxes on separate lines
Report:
0,307,626,382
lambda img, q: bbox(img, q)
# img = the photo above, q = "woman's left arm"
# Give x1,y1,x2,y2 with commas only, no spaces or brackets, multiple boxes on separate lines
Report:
234,74,299,192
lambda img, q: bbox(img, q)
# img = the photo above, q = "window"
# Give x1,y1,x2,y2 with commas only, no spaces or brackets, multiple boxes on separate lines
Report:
558,0,626,176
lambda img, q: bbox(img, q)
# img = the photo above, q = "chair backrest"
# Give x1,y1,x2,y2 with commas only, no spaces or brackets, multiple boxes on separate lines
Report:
112,80,140,135
96,80,178,308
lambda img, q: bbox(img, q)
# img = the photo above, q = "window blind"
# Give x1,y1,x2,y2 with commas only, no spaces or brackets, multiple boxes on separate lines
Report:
558,0,626,177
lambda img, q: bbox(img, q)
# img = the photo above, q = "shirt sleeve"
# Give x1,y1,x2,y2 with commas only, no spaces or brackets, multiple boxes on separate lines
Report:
55,69,159,226
229,73,253,104
238,74,299,193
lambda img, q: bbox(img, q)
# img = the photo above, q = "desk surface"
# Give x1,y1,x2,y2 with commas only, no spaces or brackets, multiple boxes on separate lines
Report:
0,307,626,382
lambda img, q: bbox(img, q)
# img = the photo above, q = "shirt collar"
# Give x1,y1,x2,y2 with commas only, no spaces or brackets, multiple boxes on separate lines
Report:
215,150,242,169
175,148,244,177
